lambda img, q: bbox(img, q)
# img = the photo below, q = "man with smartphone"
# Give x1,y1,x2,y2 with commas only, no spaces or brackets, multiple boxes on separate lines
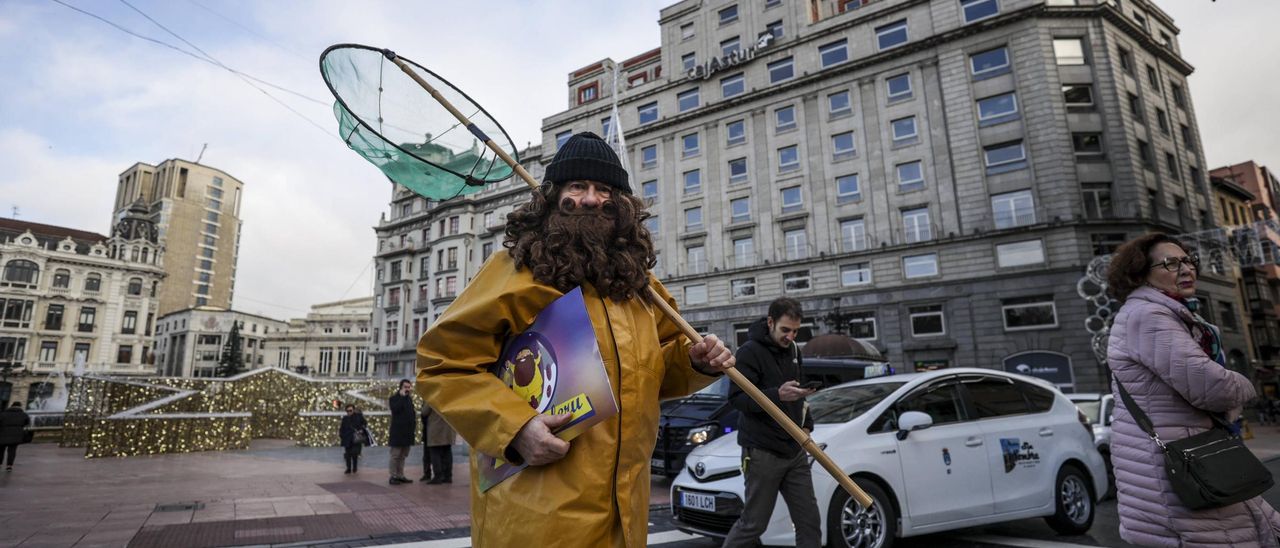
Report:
387,379,417,485
722,297,821,548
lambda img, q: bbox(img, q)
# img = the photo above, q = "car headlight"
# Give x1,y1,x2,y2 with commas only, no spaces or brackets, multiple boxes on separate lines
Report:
687,424,718,445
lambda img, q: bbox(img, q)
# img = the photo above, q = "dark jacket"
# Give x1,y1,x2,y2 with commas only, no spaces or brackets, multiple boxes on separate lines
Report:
0,406,30,445
388,392,416,447
339,412,368,447
729,317,813,457
421,406,457,447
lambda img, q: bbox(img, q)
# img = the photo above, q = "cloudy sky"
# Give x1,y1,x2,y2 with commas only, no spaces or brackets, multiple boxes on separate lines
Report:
1,0,1277,319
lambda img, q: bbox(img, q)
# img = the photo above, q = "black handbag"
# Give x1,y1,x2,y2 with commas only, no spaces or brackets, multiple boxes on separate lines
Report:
1113,375,1273,509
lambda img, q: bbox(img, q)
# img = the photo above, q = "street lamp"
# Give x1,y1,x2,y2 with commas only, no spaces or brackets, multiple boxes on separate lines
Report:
821,297,856,335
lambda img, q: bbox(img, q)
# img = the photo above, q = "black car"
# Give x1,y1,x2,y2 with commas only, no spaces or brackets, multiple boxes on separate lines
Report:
651,357,893,477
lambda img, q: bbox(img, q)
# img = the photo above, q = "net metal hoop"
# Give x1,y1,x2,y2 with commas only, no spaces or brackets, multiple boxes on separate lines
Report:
318,43,521,190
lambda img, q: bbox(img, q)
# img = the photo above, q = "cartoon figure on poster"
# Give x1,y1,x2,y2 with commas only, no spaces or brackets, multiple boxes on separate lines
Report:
499,333,559,413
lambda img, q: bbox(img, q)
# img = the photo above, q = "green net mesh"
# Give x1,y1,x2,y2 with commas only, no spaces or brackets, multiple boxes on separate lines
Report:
320,44,518,199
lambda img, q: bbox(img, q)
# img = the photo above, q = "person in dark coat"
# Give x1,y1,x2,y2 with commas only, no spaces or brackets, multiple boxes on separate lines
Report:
421,405,457,484
723,297,821,548
387,379,417,485
339,404,368,474
0,402,31,472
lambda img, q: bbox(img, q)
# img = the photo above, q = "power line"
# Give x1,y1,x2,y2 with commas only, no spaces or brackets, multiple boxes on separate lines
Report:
185,0,308,62
338,259,375,303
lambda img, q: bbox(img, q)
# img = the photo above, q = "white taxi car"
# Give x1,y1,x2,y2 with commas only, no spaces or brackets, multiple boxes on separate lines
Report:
670,368,1107,548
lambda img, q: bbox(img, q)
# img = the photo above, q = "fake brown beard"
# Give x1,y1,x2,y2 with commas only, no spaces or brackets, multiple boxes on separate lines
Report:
505,188,655,301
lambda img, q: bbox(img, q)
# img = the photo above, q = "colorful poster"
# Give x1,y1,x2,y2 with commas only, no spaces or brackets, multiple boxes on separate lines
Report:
476,287,618,492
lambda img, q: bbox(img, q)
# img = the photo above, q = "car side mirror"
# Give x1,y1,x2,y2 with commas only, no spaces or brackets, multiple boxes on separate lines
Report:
896,411,934,441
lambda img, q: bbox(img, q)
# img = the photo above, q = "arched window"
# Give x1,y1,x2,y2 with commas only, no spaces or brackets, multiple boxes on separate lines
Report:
127,278,143,296
84,273,102,292
2,260,39,287
141,248,149,264
131,247,140,262
52,269,71,289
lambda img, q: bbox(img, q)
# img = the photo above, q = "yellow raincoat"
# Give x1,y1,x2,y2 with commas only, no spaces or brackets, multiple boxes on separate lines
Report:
416,250,718,547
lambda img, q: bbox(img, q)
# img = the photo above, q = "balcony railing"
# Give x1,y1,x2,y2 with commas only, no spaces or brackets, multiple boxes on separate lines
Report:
412,300,430,313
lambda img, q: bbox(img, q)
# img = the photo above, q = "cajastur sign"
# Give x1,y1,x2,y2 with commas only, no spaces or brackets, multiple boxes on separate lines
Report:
685,34,775,80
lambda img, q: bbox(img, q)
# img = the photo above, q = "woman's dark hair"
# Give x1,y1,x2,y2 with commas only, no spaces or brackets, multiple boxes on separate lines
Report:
1106,233,1188,300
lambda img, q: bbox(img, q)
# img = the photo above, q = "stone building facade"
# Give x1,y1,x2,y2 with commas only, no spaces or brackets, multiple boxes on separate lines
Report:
154,307,287,378
539,0,1224,391
262,297,374,378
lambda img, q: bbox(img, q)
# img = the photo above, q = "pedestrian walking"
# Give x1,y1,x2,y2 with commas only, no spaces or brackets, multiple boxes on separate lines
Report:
388,379,416,485
417,132,734,547
0,402,31,472
721,297,821,548
421,405,457,484
339,404,368,474
1106,233,1280,546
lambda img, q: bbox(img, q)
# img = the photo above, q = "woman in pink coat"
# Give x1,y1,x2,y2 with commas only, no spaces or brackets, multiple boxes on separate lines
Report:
1106,233,1280,547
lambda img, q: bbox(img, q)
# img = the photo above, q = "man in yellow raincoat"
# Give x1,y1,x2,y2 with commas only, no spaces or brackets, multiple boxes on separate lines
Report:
417,132,734,547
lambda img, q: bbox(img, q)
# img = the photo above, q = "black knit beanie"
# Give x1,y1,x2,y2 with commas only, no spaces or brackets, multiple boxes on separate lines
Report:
545,132,631,194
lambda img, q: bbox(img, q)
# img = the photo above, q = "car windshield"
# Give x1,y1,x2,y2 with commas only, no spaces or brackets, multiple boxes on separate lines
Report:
694,376,731,397
809,382,906,424
1074,401,1101,423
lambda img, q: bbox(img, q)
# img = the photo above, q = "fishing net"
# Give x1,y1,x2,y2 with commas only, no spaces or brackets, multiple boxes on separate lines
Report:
319,44,519,199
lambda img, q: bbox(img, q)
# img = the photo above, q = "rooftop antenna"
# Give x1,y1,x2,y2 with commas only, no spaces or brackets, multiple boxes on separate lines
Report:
195,143,208,163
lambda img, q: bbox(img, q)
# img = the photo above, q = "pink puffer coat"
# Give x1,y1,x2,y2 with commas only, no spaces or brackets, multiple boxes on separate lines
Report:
1108,286,1280,547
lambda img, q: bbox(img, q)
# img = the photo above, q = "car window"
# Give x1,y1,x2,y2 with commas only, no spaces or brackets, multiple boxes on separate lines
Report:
1021,382,1056,413
1072,401,1099,422
869,379,964,432
964,377,1029,418
809,382,905,424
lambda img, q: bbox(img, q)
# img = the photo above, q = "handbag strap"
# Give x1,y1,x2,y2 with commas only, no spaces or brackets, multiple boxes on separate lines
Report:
1112,375,1165,448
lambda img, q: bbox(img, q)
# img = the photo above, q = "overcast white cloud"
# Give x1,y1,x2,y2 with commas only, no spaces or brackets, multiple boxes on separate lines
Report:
0,0,1277,319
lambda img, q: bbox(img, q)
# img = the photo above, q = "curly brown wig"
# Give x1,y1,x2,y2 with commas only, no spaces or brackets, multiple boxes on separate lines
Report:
1106,233,1188,300
503,183,656,301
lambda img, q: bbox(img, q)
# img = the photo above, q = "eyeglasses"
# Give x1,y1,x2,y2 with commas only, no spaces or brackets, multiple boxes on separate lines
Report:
1148,255,1200,272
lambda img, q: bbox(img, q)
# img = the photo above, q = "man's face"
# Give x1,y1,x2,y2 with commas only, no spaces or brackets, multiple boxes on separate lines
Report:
767,314,802,348
399,382,412,393
558,180,613,210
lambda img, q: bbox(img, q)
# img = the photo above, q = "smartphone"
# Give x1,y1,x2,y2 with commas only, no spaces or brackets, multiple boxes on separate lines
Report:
800,380,823,391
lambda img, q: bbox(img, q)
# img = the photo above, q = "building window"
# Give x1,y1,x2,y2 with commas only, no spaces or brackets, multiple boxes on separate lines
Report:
778,145,800,173
842,263,872,286
828,91,851,116
837,174,861,204
641,145,657,168
996,240,1046,267
638,102,658,125
903,208,932,243
992,190,1035,228
687,245,707,274
122,311,137,335
903,253,939,278
1063,84,1093,107
601,116,613,137
39,341,57,363
1127,92,1144,124
733,236,755,268
876,20,908,51
891,116,918,142
684,284,708,305
644,216,660,235
832,132,856,160
683,169,701,194
1166,152,1180,180
1181,124,1194,150
728,158,748,185
78,306,96,333
731,196,751,223
44,304,63,331
781,186,803,214
1072,133,1104,157
970,46,1010,77
680,22,694,40
961,0,1000,23
721,36,741,57
642,180,658,200
841,218,866,252
984,141,1027,173
1172,84,1187,108
116,344,133,364
52,269,70,289
1146,65,1161,91
337,348,351,374
1156,108,1170,134
726,120,746,145
768,57,794,83
682,132,700,157
1,299,33,329
1118,47,1133,74
1219,301,1239,330
555,130,572,149
685,207,703,230
677,88,700,112
909,305,946,337
318,347,333,374
1138,139,1154,168
886,73,912,101
784,229,808,260
719,4,739,25
731,278,756,299
765,20,783,40
721,73,745,98
897,161,925,191
1053,38,1086,65
1002,296,1058,330
849,311,876,340
2,260,38,287
977,92,1018,123
783,270,811,292
775,105,797,131
681,52,696,72
819,39,849,67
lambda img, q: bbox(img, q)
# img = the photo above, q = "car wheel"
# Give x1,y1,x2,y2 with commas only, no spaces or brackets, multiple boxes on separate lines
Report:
1044,464,1095,535
827,478,895,548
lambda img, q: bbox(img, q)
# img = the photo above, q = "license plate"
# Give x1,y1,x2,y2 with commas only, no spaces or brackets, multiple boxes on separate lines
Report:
651,458,663,468
681,492,716,512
